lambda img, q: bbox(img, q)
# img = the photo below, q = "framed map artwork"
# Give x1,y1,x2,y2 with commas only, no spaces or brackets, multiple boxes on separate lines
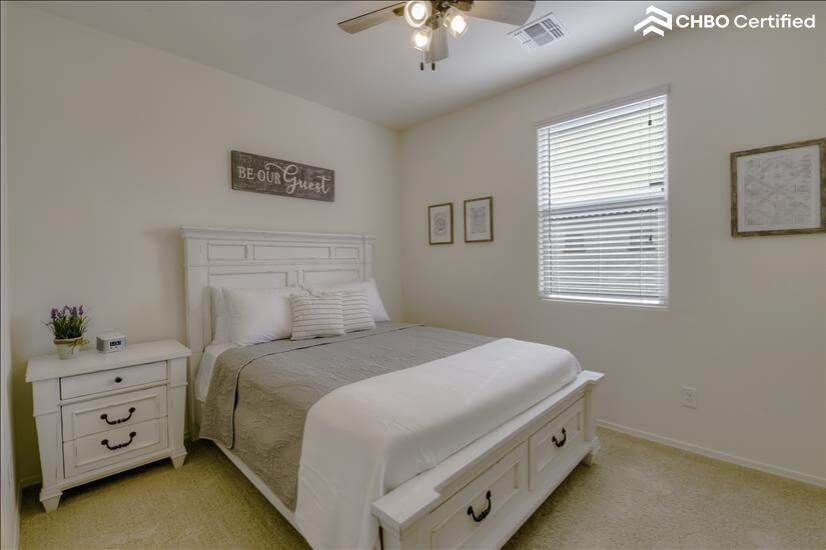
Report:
731,138,825,237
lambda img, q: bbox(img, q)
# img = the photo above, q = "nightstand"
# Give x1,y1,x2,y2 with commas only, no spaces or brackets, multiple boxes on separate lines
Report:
26,340,191,512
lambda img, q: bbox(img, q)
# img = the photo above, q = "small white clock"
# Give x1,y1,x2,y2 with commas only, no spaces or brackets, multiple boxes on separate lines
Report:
96,330,127,353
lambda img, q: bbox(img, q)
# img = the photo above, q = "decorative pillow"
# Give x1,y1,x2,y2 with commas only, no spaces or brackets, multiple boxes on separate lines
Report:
290,293,345,341
307,278,390,322
340,290,376,333
209,287,230,344
223,287,302,346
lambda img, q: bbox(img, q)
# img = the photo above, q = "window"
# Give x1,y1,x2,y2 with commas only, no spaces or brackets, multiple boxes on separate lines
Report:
537,94,668,306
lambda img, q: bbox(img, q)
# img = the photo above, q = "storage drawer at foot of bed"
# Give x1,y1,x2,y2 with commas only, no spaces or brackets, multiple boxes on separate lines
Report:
63,418,168,478
528,397,585,490
429,442,529,549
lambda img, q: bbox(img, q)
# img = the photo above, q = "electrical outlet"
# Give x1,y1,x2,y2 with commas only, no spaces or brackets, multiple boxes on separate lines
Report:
681,386,698,409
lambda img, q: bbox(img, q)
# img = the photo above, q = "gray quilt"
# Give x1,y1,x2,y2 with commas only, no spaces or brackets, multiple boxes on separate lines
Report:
199,322,493,511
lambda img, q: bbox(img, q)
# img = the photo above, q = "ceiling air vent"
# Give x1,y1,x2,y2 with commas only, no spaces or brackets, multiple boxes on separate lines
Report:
509,13,567,49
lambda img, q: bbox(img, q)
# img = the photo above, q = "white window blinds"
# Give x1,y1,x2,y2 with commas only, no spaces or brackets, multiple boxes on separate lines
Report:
538,94,668,305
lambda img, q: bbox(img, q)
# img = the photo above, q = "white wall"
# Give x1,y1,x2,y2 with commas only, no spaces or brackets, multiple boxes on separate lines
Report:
7,3,401,485
6,0,826,495
401,1,826,484
1,1,20,546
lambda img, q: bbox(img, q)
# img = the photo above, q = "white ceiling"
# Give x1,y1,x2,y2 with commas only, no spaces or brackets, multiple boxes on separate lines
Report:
23,1,744,129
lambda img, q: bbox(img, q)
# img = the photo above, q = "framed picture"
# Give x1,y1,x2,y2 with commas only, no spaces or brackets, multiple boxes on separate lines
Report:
731,138,825,237
464,196,494,243
428,202,453,245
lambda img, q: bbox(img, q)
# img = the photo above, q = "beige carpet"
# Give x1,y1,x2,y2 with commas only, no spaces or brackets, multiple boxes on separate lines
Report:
20,428,826,549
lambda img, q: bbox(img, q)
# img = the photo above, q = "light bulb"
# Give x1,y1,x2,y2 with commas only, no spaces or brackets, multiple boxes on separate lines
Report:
404,0,431,28
410,27,432,51
410,3,426,20
449,14,468,35
443,8,469,38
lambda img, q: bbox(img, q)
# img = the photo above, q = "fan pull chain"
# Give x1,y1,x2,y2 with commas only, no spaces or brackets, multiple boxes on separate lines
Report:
417,51,436,71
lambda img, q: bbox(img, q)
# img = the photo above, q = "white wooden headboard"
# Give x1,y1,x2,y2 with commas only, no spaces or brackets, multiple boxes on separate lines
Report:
180,226,375,431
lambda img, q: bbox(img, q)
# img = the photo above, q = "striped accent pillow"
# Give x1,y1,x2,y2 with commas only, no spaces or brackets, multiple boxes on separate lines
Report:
290,293,345,341
341,290,375,333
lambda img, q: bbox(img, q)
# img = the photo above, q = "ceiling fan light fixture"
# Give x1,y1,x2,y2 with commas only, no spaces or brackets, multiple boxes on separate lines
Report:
337,0,539,71
410,26,432,51
443,8,469,38
404,0,431,28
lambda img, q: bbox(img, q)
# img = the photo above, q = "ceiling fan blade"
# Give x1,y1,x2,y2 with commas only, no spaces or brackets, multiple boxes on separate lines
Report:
425,27,449,63
468,0,536,26
338,2,405,34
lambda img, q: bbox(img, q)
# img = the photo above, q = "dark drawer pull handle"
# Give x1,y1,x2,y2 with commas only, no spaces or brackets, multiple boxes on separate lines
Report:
101,432,136,451
114,377,123,383
552,427,567,448
101,407,136,425
467,491,492,523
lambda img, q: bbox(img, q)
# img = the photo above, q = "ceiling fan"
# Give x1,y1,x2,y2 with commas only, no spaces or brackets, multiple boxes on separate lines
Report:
338,1,536,71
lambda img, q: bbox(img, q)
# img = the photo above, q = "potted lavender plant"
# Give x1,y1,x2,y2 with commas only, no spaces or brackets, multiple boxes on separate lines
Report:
45,305,89,359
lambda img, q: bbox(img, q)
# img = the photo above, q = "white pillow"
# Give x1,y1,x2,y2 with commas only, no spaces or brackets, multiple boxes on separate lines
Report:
290,293,345,341
308,278,389,322
340,290,376,333
223,287,303,346
209,287,230,344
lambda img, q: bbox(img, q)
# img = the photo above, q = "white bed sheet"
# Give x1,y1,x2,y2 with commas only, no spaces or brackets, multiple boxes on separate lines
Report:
195,343,236,401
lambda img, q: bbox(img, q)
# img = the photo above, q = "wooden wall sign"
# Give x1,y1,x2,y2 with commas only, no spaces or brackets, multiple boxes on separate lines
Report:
231,150,335,202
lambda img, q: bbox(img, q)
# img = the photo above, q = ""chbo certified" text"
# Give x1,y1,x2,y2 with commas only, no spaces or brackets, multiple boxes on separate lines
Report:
675,13,816,29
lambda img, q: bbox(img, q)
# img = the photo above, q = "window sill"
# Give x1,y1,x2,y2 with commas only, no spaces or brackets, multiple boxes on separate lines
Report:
539,295,670,311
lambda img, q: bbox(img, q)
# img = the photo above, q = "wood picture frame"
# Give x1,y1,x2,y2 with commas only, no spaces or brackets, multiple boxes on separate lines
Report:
731,138,825,237
428,203,454,245
464,196,494,243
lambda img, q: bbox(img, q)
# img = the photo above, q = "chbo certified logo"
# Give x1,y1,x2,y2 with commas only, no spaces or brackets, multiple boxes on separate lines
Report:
634,5,673,37
634,4,816,37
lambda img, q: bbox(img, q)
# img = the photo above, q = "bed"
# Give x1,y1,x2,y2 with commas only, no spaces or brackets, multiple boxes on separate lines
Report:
181,226,603,550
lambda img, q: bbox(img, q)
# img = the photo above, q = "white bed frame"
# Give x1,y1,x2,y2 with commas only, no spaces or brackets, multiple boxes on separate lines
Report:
181,226,603,550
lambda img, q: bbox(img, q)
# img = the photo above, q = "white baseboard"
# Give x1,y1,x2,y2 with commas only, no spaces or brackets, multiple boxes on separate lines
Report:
18,422,826,498
598,419,826,489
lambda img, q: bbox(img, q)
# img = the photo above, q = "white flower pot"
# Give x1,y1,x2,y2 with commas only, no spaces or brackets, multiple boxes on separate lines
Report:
54,338,85,360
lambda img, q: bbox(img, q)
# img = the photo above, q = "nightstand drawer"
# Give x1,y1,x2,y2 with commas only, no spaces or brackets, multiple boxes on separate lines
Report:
60,361,167,399
61,387,167,441
63,418,169,478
